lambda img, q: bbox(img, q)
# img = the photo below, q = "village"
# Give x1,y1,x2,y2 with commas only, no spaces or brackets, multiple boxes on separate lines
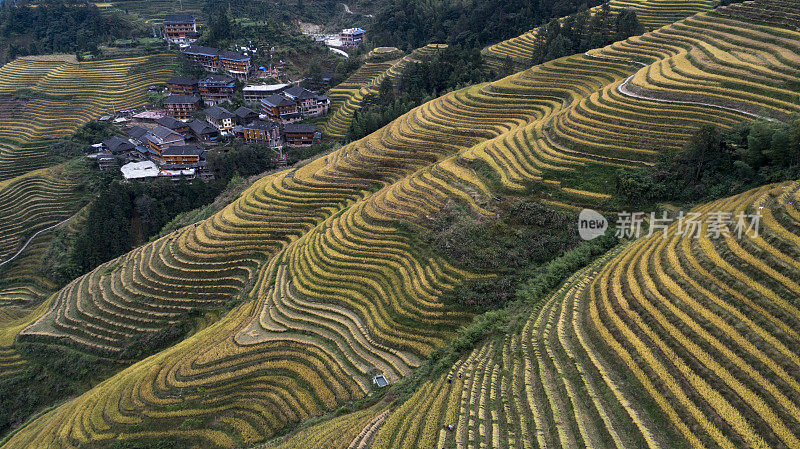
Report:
92,14,366,181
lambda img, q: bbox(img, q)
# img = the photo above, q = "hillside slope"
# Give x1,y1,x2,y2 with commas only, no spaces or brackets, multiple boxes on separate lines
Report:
483,0,718,68
293,179,800,449
323,44,448,138
4,0,800,447
0,165,87,307
0,54,176,180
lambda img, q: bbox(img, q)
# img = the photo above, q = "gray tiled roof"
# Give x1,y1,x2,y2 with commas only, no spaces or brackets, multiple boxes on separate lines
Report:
205,106,235,120
156,116,186,130
261,94,295,107
189,119,218,135
161,145,206,157
284,123,318,134
163,94,200,105
167,76,198,86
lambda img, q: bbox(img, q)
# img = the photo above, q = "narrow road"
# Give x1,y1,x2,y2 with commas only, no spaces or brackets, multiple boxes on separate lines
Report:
0,216,73,269
584,51,773,121
618,74,770,121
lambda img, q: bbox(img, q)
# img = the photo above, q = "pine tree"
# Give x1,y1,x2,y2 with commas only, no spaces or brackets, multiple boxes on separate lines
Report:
615,8,644,40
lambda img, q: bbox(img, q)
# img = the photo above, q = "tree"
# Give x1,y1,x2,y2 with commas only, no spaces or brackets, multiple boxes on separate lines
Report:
768,126,793,166
615,8,644,40
746,120,774,168
545,34,572,61
683,124,723,184
377,78,395,105
202,9,233,46
501,56,515,77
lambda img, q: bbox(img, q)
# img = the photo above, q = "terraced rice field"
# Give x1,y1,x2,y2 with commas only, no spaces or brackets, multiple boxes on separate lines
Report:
92,0,204,23
314,180,800,449
0,54,176,180
323,44,448,139
3,0,800,447
0,167,84,269
483,0,718,70
0,166,88,306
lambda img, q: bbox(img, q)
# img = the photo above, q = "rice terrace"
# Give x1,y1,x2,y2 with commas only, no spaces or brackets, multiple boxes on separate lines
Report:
0,0,800,448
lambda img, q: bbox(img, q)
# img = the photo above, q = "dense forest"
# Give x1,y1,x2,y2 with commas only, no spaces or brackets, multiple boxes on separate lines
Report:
418,199,583,310
616,116,800,206
529,6,644,64
0,1,134,61
369,0,605,51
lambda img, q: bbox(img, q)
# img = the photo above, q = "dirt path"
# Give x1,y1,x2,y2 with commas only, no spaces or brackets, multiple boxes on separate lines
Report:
584,51,773,121
0,216,73,269
618,74,769,120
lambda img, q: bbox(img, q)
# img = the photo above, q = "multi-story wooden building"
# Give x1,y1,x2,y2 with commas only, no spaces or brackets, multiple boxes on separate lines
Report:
146,126,186,162
205,106,235,134
261,95,300,123
283,123,318,147
234,106,259,125
161,145,206,168
198,74,235,106
163,94,201,120
283,86,330,117
219,51,251,79
188,119,220,142
182,45,251,79
166,76,199,95
182,45,220,71
242,121,280,146
164,14,199,45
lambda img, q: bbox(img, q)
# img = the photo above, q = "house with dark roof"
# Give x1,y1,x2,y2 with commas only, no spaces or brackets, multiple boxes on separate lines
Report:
164,14,198,45
198,74,235,106
281,86,330,117
156,116,190,137
218,50,251,79
146,126,185,160
234,106,259,125
243,121,280,146
204,106,235,133
182,45,251,79
283,123,318,147
183,45,220,71
188,119,220,142
163,94,201,120
102,136,135,155
161,144,206,168
261,95,300,123
127,126,150,145
166,76,199,95
283,86,318,115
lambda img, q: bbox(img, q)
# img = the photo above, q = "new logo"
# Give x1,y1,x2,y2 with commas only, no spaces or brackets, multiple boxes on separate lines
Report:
578,209,608,240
